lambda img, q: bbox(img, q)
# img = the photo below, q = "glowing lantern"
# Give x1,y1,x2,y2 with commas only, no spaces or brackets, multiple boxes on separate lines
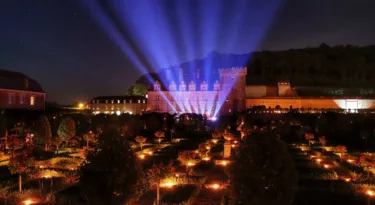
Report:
138,154,145,160
323,164,331,169
23,199,35,205
347,159,354,163
187,162,195,167
203,157,210,161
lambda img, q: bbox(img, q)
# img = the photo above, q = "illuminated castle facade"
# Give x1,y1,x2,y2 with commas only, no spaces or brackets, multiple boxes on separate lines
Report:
147,67,247,116
90,67,375,116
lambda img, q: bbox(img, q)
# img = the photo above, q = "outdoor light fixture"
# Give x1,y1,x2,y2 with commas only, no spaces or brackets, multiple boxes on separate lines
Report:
347,159,354,163
23,199,35,205
203,157,211,161
187,162,195,167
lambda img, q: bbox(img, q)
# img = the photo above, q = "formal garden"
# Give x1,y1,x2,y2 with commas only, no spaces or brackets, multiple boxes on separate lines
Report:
2,111,375,204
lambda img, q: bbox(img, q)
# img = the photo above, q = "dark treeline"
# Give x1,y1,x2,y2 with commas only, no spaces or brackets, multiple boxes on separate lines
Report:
129,44,375,95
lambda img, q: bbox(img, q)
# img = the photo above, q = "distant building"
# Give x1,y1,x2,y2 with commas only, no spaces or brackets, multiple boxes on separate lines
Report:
0,69,45,110
246,82,375,110
90,96,148,115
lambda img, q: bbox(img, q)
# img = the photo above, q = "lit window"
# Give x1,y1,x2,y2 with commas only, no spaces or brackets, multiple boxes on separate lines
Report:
105,100,108,104
117,100,120,103
111,100,114,104
129,99,132,103
20,95,24,104
8,93,13,104
124,100,126,103
143,100,146,103
138,100,140,103
30,96,35,105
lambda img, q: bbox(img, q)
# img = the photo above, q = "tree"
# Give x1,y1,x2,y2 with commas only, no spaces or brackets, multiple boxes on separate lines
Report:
8,123,25,160
178,151,197,174
318,136,327,152
223,132,235,141
229,130,298,205
8,148,35,192
334,145,347,162
0,116,6,151
147,163,172,205
34,116,52,150
359,154,373,178
304,133,314,146
212,131,221,139
132,83,148,96
83,131,96,148
80,130,146,205
57,117,76,143
170,127,175,141
154,130,165,144
135,136,146,150
52,136,63,154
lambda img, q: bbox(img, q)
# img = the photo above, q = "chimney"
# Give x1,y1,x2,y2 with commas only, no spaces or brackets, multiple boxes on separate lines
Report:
24,77,29,90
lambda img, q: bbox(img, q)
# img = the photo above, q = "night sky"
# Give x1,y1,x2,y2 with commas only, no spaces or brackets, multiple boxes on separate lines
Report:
1,0,374,104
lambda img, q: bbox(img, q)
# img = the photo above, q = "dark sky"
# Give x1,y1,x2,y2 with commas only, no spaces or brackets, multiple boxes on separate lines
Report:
1,0,374,104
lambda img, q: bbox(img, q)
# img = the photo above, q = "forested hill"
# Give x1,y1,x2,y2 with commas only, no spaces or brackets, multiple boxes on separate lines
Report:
128,44,375,95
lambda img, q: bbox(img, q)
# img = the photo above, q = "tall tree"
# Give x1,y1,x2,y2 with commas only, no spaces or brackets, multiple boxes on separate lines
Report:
318,136,327,152
154,130,165,144
57,117,76,142
135,136,146,150
83,131,97,148
52,135,63,154
147,163,172,205
229,130,298,205
0,116,6,151
178,151,197,174
80,130,146,205
34,116,52,150
132,83,148,96
8,148,35,192
8,123,25,160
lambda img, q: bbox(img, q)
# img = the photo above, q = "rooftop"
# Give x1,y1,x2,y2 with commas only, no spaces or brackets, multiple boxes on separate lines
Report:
0,69,45,93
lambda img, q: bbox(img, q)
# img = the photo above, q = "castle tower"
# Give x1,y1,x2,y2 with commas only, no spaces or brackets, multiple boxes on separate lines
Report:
165,69,172,81
179,68,183,83
219,67,247,115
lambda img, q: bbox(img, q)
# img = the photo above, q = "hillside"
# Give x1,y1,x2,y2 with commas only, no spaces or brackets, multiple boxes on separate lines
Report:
127,44,375,95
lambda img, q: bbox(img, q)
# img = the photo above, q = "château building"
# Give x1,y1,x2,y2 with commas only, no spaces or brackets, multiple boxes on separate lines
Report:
0,69,45,110
90,67,375,116
90,96,148,115
147,67,247,116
